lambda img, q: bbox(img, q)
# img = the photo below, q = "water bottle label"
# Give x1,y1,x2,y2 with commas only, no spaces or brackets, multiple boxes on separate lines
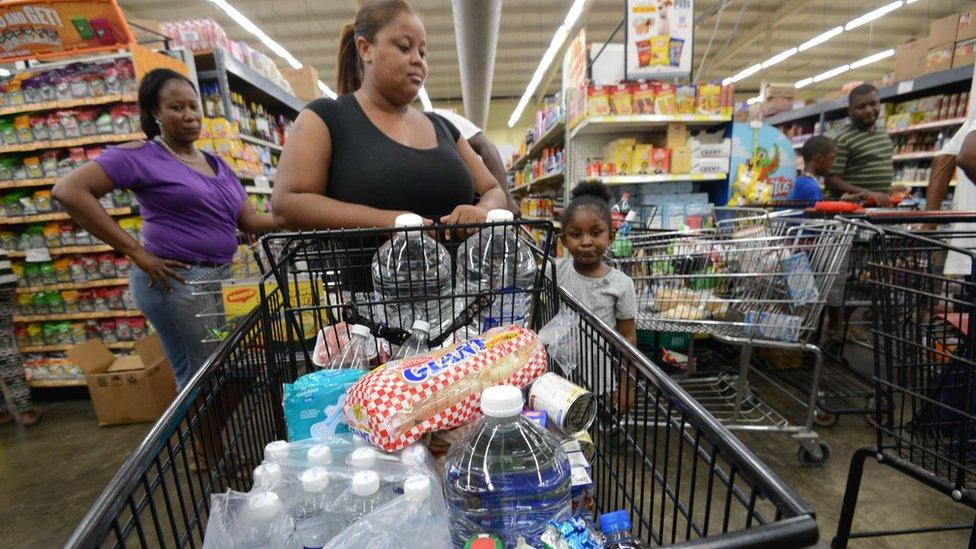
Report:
482,286,527,331
401,338,487,383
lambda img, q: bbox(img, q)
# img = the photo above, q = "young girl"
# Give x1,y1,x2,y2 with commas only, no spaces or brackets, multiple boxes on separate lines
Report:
556,182,638,411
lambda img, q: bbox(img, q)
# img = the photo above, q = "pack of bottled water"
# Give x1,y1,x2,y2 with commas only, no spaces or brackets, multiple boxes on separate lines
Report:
202,434,450,549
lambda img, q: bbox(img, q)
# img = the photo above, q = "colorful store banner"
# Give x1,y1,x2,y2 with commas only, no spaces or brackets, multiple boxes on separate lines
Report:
0,0,133,62
728,122,798,205
625,0,694,80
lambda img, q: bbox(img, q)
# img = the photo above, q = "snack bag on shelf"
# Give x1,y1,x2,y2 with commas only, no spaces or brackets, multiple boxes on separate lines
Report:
676,85,696,114
698,84,722,115
655,83,676,115
609,83,633,116
631,81,655,114
344,325,548,451
586,85,611,117
650,36,670,65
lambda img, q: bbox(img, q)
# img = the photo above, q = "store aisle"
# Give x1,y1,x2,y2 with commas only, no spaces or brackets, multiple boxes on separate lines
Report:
0,399,148,548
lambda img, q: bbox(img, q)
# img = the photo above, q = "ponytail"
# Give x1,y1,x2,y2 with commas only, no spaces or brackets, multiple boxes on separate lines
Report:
335,0,414,95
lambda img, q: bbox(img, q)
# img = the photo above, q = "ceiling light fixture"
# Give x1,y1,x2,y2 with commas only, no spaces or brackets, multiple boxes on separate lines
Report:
730,63,762,83
761,47,798,69
317,80,337,99
418,87,433,111
798,25,844,52
508,0,590,128
793,47,895,89
746,95,762,105
794,77,814,89
813,63,851,82
850,48,895,69
844,0,904,31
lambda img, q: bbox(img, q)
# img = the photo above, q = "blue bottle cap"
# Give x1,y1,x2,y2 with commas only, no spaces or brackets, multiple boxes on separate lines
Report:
599,510,632,535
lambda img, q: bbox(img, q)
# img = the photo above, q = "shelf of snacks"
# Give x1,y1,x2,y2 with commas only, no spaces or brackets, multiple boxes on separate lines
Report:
16,278,129,294
239,132,284,152
892,151,940,161
14,310,142,323
511,145,564,191
21,341,135,353
196,116,282,182
0,206,131,225
512,171,564,194
28,378,86,389
509,112,565,173
0,93,138,118
0,177,59,190
590,173,728,185
7,244,114,258
887,117,966,134
570,114,732,139
0,132,145,155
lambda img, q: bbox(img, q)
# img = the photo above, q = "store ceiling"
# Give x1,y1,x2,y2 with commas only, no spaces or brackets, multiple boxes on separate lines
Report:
119,0,969,112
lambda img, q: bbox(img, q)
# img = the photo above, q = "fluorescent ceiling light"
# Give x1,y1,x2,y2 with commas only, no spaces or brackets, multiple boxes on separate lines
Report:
508,0,590,127
761,47,798,69
317,80,337,99
722,77,733,86
850,48,895,69
418,87,432,111
746,95,762,105
795,77,813,88
730,63,762,83
209,0,302,69
798,26,844,52
845,1,904,31
813,63,850,82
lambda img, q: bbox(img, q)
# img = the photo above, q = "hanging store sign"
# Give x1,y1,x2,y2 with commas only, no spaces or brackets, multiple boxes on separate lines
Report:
625,0,694,80
0,0,133,62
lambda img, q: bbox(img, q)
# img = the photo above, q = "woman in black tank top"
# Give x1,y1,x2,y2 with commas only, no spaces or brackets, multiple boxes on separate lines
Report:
271,0,510,231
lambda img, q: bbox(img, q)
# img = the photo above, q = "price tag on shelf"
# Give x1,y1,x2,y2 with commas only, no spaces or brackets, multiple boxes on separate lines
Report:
897,81,914,95
25,248,51,263
253,175,271,189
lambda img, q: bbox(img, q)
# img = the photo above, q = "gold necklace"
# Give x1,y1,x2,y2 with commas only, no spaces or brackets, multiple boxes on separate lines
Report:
155,136,202,165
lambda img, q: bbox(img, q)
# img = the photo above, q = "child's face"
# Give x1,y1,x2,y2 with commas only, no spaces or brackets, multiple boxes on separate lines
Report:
809,150,837,176
562,207,612,266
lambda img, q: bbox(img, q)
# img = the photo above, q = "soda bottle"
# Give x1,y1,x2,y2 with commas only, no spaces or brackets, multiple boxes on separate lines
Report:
324,324,371,370
600,510,649,548
392,319,430,360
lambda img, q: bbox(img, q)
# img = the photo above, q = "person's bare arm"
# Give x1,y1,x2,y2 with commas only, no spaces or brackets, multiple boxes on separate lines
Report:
271,111,417,230
925,154,957,212
957,132,976,183
237,199,278,233
467,132,519,215
52,158,187,290
615,317,637,413
616,317,637,346
825,175,891,206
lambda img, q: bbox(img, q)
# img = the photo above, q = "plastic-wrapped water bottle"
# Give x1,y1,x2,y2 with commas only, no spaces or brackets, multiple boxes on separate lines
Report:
392,319,430,361
307,444,332,467
252,462,283,490
338,470,386,525
294,468,344,549
455,209,536,340
264,440,290,463
444,385,572,547
234,491,291,548
600,510,649,548
324,324,371,370
372,213,453,331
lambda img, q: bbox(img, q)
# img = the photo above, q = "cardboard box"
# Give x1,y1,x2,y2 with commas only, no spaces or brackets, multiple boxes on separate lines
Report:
959,10,976,41
929,14,960,49
67,334,176,426
666,122,687,148
671,145,691,174
954,38,976,69
925,44,955,74
895,39,929,82
281,66,321,102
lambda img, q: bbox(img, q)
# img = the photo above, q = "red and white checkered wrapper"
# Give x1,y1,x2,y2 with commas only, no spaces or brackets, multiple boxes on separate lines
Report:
343,325,548,451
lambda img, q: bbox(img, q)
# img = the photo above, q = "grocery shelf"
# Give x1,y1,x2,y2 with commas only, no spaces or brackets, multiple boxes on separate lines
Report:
510,171,564,194
893,180,956,188
7,244,114,258
239,133,284,152
21,341,135,353
0,93,137,117
892,151,939,161
16,278,129,294
0,178,58,190
522,216,561,228
14,309,143,323
887,117,966,135
28,378,86,388
195,49,305,114
591,173,728,185
243,186,273,195
509,121,565,173
0,207,132,225
0,132,145,155
570,114,731,139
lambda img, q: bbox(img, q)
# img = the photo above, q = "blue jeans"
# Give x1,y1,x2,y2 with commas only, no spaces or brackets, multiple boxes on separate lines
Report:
130,264,220,391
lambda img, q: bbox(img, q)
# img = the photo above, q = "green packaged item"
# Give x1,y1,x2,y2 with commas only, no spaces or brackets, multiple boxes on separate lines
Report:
39,262,56,285
46,291,64,313
31,292,47,313
42,322,58,345
0,157,16,180
0,119,17,145
23,263,40,286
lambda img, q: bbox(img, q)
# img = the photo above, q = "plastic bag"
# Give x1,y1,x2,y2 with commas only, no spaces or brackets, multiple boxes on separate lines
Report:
202,490,295,549
539,307,582,375
283,369,366,441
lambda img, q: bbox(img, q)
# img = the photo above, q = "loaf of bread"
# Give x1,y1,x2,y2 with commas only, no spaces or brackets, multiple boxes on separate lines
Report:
343,325,548,451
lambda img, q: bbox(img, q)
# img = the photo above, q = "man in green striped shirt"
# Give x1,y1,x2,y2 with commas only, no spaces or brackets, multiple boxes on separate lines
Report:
826,84,893,206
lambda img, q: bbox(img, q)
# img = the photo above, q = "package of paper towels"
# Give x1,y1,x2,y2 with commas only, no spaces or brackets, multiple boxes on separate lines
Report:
283,368,366,441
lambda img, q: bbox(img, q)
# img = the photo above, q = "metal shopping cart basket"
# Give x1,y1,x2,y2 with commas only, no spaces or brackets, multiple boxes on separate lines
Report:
833,211,976,548
67,220,817,548
615,209,854,467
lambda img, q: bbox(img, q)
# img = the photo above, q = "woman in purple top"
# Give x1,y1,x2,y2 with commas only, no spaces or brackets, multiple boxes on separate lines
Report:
54,69,276,391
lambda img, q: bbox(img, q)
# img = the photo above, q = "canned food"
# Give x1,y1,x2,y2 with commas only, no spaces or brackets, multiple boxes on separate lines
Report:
528,373,597,436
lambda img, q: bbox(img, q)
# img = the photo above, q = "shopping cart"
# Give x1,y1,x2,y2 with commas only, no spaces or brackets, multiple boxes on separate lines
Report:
615,209,854,466
833,211,976,548
66,220,818,548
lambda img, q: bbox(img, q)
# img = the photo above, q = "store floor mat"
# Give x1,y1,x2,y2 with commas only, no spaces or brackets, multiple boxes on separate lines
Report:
0,399,148,548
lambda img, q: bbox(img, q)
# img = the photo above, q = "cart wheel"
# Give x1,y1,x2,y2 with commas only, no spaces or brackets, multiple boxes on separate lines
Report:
813,408,840,427
797,442,831,468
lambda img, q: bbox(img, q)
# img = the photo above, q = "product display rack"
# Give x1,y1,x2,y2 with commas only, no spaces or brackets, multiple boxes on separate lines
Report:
0,207,132,226
509,120,565,174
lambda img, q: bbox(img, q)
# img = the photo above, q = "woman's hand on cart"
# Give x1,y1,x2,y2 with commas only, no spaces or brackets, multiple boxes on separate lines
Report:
130,248,187,292
440,204,490,240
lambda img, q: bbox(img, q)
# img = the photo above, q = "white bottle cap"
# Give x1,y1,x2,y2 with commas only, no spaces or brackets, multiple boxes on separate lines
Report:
486,209,514,222
245,491,281,521
400,444,429,467
411,319,430,333
300,467,330,493
264,440,289,462
350,324,371,338
253,462,282,488
350,446,377,469
480,385,524,418
307,444,332,466
351,470,380,496
394,213,424,227
403,476,431,500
